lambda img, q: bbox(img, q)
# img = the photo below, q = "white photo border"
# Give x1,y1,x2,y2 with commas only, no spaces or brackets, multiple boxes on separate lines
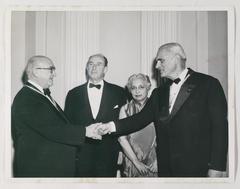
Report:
1,1,239,189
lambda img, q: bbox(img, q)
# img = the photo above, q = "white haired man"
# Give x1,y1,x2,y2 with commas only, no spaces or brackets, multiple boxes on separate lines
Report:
99,43,228,177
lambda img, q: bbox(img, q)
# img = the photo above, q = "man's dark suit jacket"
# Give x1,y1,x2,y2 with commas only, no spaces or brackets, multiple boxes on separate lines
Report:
64,81,127,177
12,86,86,177
114,69,228,177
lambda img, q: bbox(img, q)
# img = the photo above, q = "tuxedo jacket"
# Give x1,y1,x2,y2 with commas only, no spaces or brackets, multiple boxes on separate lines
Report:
12,86,86,177
115,69,228,177
64,81,127,177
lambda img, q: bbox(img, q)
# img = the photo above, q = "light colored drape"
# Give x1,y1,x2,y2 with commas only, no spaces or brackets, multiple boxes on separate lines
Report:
11,11,226,107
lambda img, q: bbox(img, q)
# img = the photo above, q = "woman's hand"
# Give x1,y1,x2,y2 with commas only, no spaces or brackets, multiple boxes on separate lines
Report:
149,159,158,173
133,160,149,175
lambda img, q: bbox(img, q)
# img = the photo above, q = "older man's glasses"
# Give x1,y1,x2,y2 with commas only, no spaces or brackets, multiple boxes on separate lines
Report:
36,66,56,74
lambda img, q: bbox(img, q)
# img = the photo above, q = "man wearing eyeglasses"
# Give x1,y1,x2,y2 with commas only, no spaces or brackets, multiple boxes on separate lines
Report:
64,54,127,177
11,55,102,177
99,43,228,177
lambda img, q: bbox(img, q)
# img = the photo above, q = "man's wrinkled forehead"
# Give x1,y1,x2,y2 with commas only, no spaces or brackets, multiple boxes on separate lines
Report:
89,55,104,62
87,55,107,66
34,58,53,67
157,48,172,58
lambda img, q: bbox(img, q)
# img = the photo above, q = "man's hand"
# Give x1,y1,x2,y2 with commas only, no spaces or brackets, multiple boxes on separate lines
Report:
85,123,102,140
97,122,115,135
207,169,226,177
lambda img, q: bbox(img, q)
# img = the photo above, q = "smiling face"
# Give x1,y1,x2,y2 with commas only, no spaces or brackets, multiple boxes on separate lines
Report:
86,55,108,83
130,78,149,103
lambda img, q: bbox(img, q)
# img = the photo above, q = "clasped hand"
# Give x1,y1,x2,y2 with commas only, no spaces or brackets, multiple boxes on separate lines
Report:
85,122,113,140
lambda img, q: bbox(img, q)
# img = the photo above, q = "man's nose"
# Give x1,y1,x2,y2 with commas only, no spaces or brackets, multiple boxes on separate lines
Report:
52,70,56,77
92,64,97,70
135,88,140,94
155,61,161,69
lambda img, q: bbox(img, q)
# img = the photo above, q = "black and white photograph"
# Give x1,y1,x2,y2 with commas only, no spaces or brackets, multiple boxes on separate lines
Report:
0,0,240,189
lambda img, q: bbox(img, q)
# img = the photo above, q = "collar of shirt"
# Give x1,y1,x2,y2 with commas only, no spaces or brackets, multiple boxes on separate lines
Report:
27,80,58,109
174,68,189,86
169,68,189,113
27,80,44,94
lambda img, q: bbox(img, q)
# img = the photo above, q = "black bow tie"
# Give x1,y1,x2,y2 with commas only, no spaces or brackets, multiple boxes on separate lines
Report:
89,83,101,89
173,78,181,84
43,88,51,96
168,78,181,86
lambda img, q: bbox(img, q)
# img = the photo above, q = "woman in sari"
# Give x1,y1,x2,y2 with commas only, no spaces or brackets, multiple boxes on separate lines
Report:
118,73,158,177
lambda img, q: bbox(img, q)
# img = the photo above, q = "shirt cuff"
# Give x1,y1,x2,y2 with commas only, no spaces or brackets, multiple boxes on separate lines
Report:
109,121,116,133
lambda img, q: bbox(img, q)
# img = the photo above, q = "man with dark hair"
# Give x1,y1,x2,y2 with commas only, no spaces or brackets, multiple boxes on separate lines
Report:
65,54,127,177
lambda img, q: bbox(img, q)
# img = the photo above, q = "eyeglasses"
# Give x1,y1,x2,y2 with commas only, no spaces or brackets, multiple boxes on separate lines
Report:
36,66,56,73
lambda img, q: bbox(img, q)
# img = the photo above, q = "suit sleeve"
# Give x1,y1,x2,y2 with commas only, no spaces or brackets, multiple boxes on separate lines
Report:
208,78,228,171
119,105,127,120
114,89,157,136
12,99,86,147
64,91,74,121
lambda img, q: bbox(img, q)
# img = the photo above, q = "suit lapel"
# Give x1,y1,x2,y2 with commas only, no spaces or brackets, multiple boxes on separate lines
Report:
95,81,107,120
54,102,69,122
25,86,69,123
158,85,171,122
39,93,70,123
82,83,95,120
169,70,196,119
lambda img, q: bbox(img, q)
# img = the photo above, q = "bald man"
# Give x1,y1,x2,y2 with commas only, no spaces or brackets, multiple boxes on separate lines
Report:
12,55,101,177
100,43,228,177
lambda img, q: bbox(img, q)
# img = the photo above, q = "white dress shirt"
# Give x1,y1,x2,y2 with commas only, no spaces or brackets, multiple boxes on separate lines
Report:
87,80,104,119
169,68,189,113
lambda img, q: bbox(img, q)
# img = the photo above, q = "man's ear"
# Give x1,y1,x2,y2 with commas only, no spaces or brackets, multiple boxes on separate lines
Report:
32,68,38,77
175,53,182,60
104,66,108,75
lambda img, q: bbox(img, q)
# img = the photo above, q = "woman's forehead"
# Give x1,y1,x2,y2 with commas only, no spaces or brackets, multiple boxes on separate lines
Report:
131,78,145,85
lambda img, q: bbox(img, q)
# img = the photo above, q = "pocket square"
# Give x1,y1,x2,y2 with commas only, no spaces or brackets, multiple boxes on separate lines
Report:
113,105,119,109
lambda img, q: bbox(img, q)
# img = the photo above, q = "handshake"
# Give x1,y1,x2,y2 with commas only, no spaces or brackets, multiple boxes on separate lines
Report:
85,122,115,140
